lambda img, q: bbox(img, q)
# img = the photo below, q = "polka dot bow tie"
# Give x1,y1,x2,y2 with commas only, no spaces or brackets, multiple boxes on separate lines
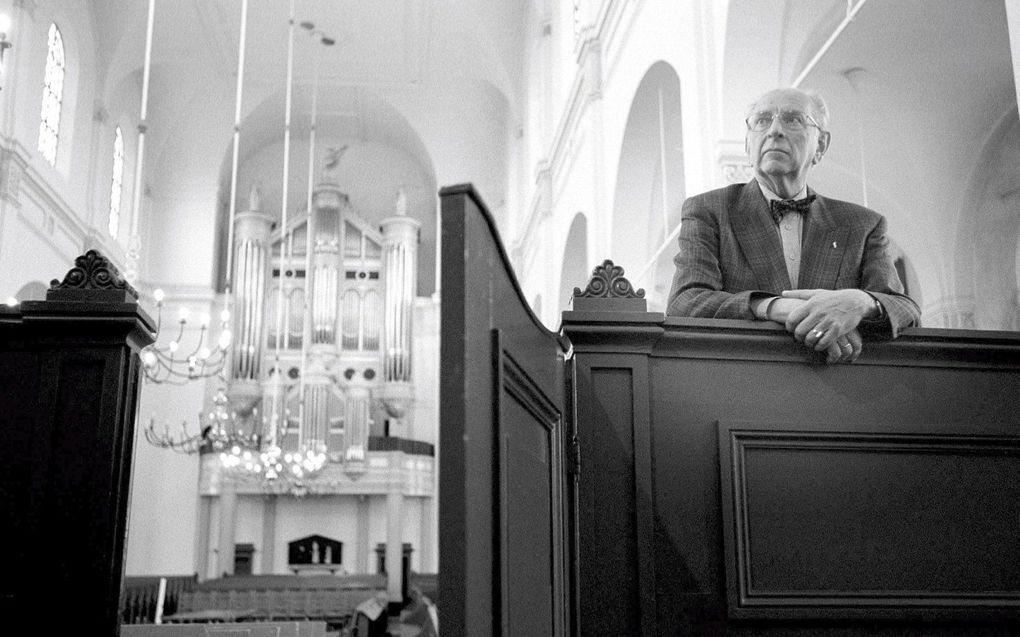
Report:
770,195,816,224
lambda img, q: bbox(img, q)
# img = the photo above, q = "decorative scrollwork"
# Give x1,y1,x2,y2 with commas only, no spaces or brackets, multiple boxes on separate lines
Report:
573,259,645,299
49,249,138,299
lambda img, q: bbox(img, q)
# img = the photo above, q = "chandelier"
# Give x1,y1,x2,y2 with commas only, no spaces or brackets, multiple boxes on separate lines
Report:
216,396,329,493
237,441,329,497
144,386,259,455
139,289,232,384
144,388,327,492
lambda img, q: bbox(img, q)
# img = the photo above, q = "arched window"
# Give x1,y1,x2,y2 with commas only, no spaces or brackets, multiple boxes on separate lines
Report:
37,23,66,166
108,126,124,237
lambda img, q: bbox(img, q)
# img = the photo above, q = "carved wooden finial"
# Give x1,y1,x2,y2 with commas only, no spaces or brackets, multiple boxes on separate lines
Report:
48,249,139,302
573,259,645,299
570,259,647,312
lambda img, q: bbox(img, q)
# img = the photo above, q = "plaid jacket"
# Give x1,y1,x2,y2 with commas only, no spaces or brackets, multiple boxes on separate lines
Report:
666,181,920,337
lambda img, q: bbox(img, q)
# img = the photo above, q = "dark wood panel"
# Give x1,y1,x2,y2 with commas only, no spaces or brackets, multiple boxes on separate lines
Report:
720,424,1020,619
0,254,153,637
438,184,569,637
496,336,564,637
573,354,658,636
561,308,1020,635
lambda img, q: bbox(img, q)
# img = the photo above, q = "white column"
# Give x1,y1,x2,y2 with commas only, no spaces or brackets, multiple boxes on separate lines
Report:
356,495,370,574
419,495,435,572
195,495,212,580
261,495,276,574
216,480,237,577
385,488,405,611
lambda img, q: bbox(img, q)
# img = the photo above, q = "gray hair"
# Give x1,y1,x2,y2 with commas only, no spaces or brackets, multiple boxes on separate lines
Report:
746,87,831,131
801,89,830,131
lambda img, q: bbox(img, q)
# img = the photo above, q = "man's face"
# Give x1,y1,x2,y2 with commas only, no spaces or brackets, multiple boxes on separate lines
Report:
745,89,829,186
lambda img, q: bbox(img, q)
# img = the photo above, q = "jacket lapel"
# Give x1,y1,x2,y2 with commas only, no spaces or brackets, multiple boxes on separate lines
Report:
799,189,850,289
731,181,791,291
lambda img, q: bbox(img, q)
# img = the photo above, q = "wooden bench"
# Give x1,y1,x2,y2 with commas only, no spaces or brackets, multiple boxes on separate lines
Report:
122,621,328,637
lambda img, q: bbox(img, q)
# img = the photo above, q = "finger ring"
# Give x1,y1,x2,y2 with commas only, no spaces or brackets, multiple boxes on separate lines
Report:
839,341,851,350
812,329,825,338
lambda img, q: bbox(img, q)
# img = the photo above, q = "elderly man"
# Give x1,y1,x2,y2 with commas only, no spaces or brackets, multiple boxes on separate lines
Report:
667,87,920,363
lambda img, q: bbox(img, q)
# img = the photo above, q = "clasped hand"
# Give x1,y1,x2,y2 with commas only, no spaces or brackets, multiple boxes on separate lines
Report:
767,288,873,363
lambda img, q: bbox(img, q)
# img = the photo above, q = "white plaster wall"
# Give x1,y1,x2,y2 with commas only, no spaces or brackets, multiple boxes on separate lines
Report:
0,0,127,294
386,81,510,235
0,196,79,296
143,74,230,291
412,297,439,446
124,378,204,575
272,496,362,574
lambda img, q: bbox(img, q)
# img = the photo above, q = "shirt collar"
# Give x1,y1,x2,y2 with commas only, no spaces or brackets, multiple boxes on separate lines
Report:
756,179,808,203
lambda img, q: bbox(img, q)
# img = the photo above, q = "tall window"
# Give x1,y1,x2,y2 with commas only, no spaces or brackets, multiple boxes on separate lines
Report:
37,23,66,166
108,126,124,237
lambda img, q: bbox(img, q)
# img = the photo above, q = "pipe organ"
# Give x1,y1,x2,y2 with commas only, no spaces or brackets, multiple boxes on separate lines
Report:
226,171,420,473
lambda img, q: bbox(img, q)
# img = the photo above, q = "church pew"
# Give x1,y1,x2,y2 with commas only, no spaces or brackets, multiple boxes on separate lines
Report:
122,621,327,637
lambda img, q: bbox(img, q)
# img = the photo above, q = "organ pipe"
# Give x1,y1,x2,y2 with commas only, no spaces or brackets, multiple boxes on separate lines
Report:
311,191,343,345
381,213,420,383
344,385,371,462
230,210,273,381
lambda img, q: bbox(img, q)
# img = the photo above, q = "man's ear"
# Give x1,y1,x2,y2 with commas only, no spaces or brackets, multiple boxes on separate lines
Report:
814,131,831,163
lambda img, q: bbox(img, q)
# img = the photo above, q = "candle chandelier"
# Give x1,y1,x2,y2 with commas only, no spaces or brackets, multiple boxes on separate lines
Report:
139,289,232,384
144,386,259,455
143,0,336,494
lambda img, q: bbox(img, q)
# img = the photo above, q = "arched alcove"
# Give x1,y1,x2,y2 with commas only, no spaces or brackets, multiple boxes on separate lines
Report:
610,61,684,307
559,213,589,314
954,106,1020,330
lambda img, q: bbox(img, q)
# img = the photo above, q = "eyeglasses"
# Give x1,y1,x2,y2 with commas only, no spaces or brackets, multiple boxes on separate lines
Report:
746,110,823,133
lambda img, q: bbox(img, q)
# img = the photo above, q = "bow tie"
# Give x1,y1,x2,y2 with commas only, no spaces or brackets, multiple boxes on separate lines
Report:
770,195,815,224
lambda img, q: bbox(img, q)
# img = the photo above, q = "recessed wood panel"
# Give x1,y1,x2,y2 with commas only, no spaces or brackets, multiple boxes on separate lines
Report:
497,342,562,637
720,424,1020,619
